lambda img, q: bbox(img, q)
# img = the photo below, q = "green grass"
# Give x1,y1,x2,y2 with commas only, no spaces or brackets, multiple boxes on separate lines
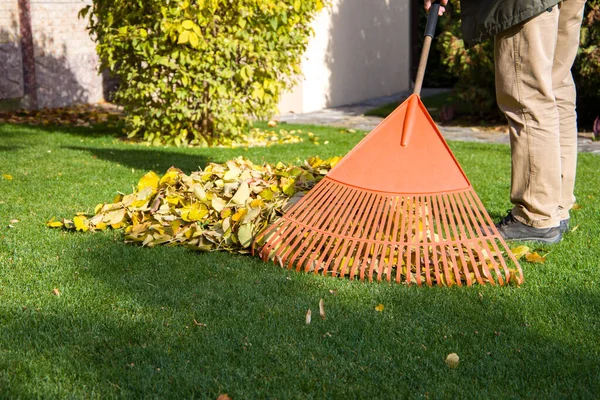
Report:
1,122,600,399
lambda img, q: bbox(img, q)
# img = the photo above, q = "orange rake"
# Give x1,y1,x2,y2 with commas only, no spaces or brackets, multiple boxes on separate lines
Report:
253,2,523,287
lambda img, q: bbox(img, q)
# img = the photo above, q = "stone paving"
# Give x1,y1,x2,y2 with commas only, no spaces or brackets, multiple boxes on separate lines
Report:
277,89,600,154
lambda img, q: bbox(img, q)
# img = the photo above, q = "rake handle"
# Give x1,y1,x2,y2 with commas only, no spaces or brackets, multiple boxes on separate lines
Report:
413,1,441,96
401,1,442,147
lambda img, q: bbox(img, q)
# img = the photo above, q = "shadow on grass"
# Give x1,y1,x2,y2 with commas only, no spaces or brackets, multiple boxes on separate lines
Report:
65,146,210,174
3,230,599,397
0,145,23,152
0,121,124,139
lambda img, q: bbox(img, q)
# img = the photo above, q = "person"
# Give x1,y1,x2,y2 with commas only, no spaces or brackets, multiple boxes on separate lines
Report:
424,0,587,243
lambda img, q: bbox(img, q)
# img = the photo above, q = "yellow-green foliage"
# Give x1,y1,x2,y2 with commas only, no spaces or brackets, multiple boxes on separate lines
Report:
81,0,327,146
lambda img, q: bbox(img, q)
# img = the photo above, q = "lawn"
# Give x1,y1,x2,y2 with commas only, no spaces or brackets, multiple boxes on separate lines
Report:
1,121,599,399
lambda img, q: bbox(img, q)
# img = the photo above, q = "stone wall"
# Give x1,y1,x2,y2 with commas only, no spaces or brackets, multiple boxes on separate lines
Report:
0,0,24,100
0,0,104,109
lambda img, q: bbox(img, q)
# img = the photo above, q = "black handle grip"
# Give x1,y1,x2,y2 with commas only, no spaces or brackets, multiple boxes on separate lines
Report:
424,1,441,38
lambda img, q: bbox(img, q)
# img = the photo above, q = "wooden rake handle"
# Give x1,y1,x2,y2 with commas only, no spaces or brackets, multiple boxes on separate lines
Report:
413,1,442,96
401,1,442,147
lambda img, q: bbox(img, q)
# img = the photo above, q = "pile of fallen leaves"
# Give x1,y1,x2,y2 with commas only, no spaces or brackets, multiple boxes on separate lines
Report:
0,104,122,127
48,156,340,252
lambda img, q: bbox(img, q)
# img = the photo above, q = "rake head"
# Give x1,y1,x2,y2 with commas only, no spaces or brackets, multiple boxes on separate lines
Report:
253,95,523,286
254,179,522,286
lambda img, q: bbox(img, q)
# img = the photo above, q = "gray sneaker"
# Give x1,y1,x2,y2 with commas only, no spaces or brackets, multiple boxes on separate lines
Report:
495,212,562,244
560,219,570,235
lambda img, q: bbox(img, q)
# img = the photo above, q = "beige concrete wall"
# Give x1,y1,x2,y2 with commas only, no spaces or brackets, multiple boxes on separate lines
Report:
0,0,24,100
30,0,103,108
278,0,411,114
0,0,104,107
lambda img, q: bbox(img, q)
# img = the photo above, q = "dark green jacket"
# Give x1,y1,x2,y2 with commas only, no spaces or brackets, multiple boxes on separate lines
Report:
460,0,561,46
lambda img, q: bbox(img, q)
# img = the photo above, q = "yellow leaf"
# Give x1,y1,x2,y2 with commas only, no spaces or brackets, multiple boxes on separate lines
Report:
2,174,13,180
94,203,104,214
181,20,194,30
375,304,384,312
221,208,232,219
178,30,190,44
52,288,61,297
137,171,159,191
258,189,274,200
159,169,180,186
237,223,253,247
73,215,89,232
282,178,296,196
223,166,241,181
191,184,206,200
211,196,226,212
188,31,199,48
250,199,265,208
231,208,247,222
525,252,546,263
231,182,250,205
572,203,583,210
106,208,126,226
46,218,64,228
510,245,530,260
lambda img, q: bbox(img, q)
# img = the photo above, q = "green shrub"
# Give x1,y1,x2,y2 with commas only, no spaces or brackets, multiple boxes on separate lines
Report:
573,0,600,128
434,1,600,127
82,0,325,146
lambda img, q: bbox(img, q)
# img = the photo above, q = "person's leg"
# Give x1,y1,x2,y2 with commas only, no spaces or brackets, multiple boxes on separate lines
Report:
495,5,561,229
554,0,587,225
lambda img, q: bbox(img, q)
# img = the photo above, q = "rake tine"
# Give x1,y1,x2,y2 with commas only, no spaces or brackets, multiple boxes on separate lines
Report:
420,196,433,286
312,186,361,276
452,191,497,285
350,193,383,280
277,180,341,268
288,183,353,271
362,193,388,281
328,188,372,277
425,195,442,286
447,193,486,285
457,190,504,285
439,193,472,285
467,189,522,283
373,195,396,282
431,194,453,286
394,195,409,284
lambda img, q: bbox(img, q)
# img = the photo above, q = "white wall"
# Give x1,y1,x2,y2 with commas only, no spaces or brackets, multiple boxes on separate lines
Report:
278,0,411,114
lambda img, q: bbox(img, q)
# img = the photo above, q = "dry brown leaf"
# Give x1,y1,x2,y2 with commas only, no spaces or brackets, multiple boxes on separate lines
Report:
319,299,326,320
216,394,232,400
525,252,546,263
52,288,61,297
305,309,312,325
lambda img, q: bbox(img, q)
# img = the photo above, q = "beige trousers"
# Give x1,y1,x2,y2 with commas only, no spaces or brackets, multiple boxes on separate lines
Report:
494,0,586,228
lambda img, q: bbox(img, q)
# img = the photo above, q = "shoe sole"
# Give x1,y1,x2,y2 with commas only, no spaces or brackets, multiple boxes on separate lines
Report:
502,234,562,244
